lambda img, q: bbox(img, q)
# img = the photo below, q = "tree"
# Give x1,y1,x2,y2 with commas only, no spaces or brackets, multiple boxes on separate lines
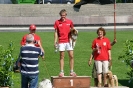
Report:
118,39,133,85
0,42,15,87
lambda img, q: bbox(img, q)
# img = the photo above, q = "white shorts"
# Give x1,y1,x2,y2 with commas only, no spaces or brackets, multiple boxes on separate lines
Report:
94,60,109,74
58,43,73,51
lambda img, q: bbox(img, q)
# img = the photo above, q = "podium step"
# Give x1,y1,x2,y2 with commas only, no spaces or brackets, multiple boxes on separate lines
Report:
51,76,91,88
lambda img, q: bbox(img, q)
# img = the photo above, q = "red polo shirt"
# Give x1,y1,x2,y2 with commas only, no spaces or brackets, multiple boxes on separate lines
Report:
92,37,111,61
21,33,41,47
54,18,74,43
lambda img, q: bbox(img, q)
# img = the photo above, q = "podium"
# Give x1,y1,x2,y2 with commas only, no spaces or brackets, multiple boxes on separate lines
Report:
51,76,91,88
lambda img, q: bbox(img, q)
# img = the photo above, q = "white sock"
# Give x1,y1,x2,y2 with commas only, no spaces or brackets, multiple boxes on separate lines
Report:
70,70,73,73
61,70,64,73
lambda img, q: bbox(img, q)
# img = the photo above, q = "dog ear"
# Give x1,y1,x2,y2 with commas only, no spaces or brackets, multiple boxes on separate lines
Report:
108,71,113,79
70,28,75,33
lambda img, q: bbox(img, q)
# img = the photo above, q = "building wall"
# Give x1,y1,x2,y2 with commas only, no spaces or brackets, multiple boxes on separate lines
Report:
0,0,12,4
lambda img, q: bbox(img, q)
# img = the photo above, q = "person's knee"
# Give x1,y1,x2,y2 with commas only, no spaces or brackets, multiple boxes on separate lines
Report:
68,52,74,59
60,52,65,59
60,55,64,60
97,73,102,75
69,55,74,59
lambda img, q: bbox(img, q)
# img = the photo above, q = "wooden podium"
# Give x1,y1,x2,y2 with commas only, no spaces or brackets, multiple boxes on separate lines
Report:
51,76,91,88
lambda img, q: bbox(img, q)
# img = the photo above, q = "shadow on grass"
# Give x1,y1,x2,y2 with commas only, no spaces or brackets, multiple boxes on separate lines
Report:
118,79,133,88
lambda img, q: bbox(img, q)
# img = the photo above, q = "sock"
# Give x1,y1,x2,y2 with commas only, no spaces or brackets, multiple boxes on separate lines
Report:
61,70,64,73
70,70,73,73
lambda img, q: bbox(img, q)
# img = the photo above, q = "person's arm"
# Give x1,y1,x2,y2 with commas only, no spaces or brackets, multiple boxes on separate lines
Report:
21,35,26,46
108,50,111,61
92,40,100,53
41,53,44,60
92,45,100,54
111,39,117,46
39,49,44,60
38,40,44,53
54,30,58,48
88,54,93,66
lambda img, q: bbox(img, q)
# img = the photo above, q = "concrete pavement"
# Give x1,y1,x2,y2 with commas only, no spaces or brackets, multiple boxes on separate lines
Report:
0,25,132,32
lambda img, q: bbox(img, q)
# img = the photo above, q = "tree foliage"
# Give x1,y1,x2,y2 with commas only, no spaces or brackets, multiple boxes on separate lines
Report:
0,42,15,87
118,39,133,84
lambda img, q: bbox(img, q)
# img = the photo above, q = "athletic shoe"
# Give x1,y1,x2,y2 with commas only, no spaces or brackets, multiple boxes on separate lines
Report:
59,72,64,77
70,72,77,77
98,82,102,87
104,84,108,87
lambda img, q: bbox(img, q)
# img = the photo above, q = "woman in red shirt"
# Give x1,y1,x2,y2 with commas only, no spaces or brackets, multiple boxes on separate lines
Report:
92,27,111,87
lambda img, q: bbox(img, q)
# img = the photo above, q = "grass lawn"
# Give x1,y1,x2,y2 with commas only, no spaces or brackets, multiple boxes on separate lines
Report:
0,30,133,87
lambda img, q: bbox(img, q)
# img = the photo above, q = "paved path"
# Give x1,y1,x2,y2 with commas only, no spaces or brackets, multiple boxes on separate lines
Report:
0,25,132,32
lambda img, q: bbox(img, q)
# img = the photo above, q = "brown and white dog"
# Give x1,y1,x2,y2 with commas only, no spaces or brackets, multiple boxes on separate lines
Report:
69,28,78,48
106,71,118,87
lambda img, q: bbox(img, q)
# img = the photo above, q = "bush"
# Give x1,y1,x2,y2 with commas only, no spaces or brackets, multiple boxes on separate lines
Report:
118,39,133,85
10,0,18,4
0,42,15,87
116,0,122,3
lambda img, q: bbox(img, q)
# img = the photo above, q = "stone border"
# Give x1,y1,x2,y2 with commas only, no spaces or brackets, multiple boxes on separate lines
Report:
0,15,133,26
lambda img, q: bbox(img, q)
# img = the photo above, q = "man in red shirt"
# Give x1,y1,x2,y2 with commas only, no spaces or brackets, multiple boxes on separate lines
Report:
21,24,44,53
92,27,111,87
14,24,45,72
54,9,76,77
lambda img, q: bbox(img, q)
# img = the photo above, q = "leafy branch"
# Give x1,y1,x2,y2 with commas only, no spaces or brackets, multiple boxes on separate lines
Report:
118,39,133,84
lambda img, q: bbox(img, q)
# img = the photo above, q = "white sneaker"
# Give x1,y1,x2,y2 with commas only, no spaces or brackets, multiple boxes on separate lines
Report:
59,72,64,77
70,72,77,77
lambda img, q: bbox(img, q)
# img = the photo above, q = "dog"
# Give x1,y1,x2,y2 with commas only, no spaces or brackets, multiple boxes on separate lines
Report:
38,78,53,88
69,28,78,48
106,71,118,87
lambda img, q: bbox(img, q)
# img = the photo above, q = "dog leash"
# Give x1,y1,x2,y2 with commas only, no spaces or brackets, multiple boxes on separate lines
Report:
43,61,51,79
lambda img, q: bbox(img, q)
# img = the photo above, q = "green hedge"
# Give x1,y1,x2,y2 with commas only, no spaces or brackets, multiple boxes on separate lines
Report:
117,0,133,3
11,0,36,4
11,0,18,4
116,0,122,3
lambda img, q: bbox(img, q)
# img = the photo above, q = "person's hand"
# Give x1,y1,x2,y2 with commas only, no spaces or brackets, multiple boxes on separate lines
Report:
54,43,56,49
112,39,117,45
42,56,45,61
88,54,93,66
54,42,58,49
114,39,117,43
109,56,111,61
88,60,92,66
96,44,101,52
111,39,117,46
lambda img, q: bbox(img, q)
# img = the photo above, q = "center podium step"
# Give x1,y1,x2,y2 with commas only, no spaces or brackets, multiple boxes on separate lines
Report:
51,76,91,88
